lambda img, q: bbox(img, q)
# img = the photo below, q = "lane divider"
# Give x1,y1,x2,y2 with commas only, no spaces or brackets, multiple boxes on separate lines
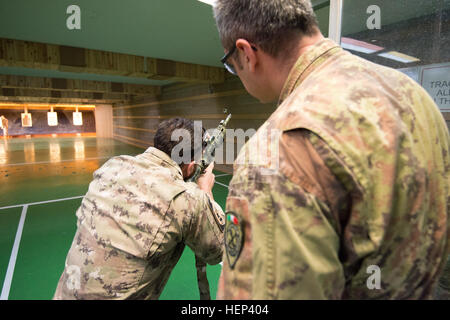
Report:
214,173,231,178
0,205,28,300
0,196,85,211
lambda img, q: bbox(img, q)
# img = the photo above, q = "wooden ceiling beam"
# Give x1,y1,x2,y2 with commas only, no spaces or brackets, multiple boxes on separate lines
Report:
0,96,123,104
1,87,131,101
0,38,225,84
0,74,161,96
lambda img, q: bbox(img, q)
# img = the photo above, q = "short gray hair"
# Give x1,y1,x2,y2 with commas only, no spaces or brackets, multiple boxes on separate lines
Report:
213,0,319,57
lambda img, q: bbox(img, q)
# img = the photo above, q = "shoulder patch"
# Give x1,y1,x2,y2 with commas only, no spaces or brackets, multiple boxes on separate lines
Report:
224,211,245,269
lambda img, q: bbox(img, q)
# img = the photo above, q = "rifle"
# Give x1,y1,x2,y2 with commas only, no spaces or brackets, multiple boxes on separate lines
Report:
187,114,231,300
186,114,232,183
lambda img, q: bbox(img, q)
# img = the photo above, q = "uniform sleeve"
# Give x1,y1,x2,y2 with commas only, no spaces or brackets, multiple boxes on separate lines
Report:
218,130,347,299
182,188,225,265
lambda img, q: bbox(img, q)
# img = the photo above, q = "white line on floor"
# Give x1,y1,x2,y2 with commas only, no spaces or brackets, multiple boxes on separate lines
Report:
0,195,84,211
214,181,229,188
214,173,231,178
0,205,28,300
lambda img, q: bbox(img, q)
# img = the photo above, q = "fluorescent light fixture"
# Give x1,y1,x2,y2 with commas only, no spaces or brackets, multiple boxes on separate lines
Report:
197,0,216,6
341,37,384,54
378,51,420,64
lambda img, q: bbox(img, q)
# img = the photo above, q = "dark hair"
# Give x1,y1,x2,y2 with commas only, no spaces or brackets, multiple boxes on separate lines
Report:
154,117,206,165
214,0,319,57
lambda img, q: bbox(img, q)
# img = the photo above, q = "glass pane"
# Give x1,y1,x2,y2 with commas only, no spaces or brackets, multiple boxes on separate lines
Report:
313,0,330,37
341,0,450,119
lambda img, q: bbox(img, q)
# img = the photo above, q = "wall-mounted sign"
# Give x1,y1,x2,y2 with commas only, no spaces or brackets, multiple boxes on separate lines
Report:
48,111,58,126
73,111,83,126
21,113,32,127
421,64,450,112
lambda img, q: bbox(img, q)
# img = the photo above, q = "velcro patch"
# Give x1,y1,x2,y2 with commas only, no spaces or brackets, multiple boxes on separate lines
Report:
224,211,245,269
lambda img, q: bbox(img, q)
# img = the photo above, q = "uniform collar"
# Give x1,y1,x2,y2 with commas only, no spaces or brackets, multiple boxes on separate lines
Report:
143,146,184,179
278,38,341,106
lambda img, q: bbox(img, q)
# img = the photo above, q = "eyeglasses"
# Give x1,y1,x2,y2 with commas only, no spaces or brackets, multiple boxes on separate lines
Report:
220,44,258,76
220,44,237,75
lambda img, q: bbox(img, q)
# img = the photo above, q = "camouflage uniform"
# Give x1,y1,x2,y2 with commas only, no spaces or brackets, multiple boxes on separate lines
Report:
434,255,450,299
218,39,450,299
54,147,224,300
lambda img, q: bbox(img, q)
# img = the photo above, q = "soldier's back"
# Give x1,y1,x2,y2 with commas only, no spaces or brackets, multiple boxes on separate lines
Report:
230,41,449,299
54,148,189,299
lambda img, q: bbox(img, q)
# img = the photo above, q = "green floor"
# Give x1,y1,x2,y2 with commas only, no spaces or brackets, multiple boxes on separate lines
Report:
0,137,231,300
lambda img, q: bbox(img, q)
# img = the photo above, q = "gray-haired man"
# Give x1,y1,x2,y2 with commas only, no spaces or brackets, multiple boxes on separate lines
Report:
213,0,449,299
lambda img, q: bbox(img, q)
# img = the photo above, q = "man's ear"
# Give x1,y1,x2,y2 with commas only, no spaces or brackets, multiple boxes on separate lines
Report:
182,161,196,179
187,161,196,177
235,39,258,73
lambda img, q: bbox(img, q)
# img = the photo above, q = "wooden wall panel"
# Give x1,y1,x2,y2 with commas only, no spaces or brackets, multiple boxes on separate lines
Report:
94,104,113,138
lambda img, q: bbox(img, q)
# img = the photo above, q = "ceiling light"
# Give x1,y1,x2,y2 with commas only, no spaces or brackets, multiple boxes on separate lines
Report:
197,0,216,6
378,51,420,63
341,37,384,54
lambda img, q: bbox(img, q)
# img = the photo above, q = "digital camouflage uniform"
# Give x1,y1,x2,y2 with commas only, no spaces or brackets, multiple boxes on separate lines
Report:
54,147,224,300
218,39,450,299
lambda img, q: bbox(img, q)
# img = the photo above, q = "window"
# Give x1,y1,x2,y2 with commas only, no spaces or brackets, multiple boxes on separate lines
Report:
340,0,450,126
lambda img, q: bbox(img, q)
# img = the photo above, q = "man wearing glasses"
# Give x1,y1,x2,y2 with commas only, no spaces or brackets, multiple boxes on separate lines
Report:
213,0,449,299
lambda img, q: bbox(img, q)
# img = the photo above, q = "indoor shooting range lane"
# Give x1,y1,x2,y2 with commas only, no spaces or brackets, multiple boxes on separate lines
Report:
0,137,231,300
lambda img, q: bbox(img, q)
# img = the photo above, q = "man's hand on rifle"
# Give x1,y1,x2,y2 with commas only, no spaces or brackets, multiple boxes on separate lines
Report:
196,162,215,199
